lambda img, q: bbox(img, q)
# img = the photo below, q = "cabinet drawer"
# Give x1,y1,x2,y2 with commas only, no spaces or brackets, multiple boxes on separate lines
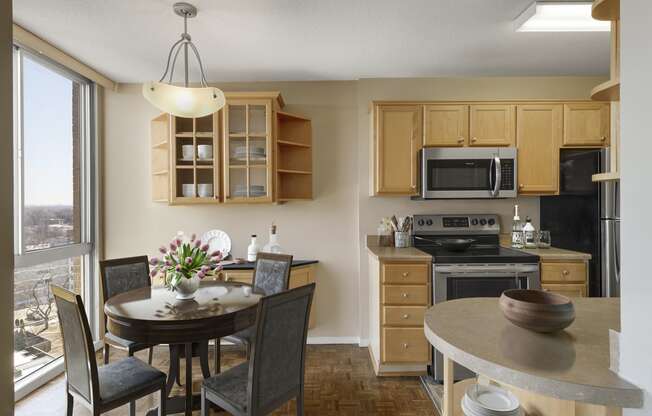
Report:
382,263,429,284
542,283,587,298
382,328,430,363
383,306,426,327
541,262,586,283
223,270,253,284
382,285,428,305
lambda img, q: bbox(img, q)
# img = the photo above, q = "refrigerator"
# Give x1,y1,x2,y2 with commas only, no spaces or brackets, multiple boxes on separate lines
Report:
540,149,620,297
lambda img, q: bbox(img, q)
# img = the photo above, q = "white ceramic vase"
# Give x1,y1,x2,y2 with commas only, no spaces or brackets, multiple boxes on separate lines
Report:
174,274,201,300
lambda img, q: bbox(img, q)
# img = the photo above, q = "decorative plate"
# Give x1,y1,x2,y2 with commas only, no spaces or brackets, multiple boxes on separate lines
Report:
201,229,232,259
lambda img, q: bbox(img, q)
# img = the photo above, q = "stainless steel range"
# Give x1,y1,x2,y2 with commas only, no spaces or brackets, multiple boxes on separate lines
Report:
413,214,540,382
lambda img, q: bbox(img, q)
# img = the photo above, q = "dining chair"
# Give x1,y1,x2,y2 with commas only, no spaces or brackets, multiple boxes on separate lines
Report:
99,256,156,365
201,283,315,416
51,285,167,416
222,252,293,361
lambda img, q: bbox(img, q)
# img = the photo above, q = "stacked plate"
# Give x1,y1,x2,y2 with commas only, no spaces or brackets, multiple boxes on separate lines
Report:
462,384,521,416
233,184,266,197
232,146,266,162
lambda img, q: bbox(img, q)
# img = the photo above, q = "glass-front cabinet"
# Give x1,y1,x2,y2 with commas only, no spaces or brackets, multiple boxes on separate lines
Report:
223,99,273,203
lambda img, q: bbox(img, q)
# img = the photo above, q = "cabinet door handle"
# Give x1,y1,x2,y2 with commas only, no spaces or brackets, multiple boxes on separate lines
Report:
402,314,410,319
402,272,409,277
519,184,524,190
401,293,409,298
402,343,409,349
562,270,570,276
601,136,607,142
471,137,478,142
457,137,465,143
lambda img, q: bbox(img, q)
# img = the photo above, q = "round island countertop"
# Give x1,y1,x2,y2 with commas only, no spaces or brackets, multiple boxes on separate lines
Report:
424,297,643,408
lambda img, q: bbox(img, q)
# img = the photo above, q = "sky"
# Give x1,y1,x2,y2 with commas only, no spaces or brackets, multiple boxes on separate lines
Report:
22,55,75,207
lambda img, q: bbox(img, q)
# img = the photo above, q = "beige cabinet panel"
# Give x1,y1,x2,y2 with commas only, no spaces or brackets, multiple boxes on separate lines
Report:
382,328,430,363
382,306,426,327
374,105,422,195
382,285,429,305
516,105,563,195
381,263,429,285
542,283,587,298
469,104,516,146
541,262,587,284
424,105,469,147
563,103,610,147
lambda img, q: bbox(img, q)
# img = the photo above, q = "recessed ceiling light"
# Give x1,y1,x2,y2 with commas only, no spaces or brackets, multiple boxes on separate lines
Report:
514,1,611,32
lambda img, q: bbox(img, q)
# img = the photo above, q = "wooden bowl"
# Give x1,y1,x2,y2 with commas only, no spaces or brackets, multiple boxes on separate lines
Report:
499,289,575,333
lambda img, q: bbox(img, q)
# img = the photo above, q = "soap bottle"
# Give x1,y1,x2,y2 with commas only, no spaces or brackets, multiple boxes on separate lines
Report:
247,235,260,262
263,223,282,254
511,205,525,249
523,217,537,249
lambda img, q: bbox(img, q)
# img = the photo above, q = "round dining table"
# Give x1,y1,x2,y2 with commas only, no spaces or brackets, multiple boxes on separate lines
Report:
104,281,262,416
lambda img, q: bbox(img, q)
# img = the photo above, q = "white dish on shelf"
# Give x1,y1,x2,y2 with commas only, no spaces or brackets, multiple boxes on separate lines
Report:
463,384,520,416
181,184,195,198
201,229,231,258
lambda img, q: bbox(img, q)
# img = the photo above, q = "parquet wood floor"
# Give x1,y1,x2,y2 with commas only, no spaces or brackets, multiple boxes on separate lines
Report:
15,345,438,416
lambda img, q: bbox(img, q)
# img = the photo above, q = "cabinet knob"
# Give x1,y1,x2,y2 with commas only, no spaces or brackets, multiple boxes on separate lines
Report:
562,270,569,275
457,137,465,143
471,137,478,142
402,343,409,349
601,136,607,142
402,272,409,277
519,184,524,190
401,293,409,298
402,314,410,319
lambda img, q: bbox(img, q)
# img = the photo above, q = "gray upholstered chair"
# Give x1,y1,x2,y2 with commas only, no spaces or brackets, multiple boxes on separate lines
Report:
51,285,167,416
201,283,315,416
100,256,156,365
224,252,293,360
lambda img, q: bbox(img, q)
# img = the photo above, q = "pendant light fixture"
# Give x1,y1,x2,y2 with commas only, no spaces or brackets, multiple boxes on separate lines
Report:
143,2,225,118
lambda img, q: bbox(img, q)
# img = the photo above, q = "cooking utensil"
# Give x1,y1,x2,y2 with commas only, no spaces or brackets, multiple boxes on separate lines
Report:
437,238,475,251
499,289,575,333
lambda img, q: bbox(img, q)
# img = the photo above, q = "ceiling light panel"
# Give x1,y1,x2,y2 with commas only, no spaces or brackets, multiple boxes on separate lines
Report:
515,1,611,32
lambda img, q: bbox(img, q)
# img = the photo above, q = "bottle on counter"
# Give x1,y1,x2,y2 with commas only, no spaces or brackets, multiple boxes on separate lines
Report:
523,217,537,249
263,223,282,254
247,234,260,262
511,205,525,249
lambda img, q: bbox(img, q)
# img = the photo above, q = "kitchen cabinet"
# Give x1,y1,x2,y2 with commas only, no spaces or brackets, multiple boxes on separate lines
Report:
516,104,563,195
368,254,431,376
151,92,313,204
540,260,588,298
218,264,317,328
563,103,610,147
469,104,516,146
424,105,468,147
373,104,422,195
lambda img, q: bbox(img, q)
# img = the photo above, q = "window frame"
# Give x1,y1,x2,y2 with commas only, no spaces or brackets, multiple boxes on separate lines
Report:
12,44,99,399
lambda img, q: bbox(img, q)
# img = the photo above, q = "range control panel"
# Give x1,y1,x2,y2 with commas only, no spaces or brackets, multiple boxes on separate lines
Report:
413,214,501,235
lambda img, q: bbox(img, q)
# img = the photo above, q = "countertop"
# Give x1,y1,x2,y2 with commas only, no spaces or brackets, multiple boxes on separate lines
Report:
366,245,432,261
424,298,642,408
510,246,592,261
221,260,318,270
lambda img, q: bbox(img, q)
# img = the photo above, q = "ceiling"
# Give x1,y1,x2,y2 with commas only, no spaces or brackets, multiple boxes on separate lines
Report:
12,0,610,83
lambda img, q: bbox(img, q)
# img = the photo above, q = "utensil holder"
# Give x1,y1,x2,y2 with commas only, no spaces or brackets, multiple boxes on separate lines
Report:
394,231,410,248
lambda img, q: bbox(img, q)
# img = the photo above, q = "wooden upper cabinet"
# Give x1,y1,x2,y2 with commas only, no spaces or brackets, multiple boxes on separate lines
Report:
563,103,610,147
516,105,563,195
374,105,422,195
469,104,516,146
424,105,468,147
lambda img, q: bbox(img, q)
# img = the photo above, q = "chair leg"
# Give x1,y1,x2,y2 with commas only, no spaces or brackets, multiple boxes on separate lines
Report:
245,342,251,360
213,338,221,375
159,383,167,416
296,388,304,416
148,346,154,365
128,400,136,416
103,343,110,365
201,387,208,416
66,391,74,416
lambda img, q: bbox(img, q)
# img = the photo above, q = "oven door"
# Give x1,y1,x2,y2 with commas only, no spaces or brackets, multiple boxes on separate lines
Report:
420,147,517,199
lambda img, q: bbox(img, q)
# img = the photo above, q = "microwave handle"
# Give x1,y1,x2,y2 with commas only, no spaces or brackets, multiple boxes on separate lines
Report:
491,156,501,197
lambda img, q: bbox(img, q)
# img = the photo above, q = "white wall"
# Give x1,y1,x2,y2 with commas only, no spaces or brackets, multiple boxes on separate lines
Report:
1,0,15,412
620,2,652,414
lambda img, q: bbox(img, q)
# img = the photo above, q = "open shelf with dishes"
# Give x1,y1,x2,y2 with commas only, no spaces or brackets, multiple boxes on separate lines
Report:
150,92,313,204
275,111,313,201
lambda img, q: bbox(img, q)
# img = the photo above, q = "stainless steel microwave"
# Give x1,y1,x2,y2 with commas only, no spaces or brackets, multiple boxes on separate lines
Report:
419,147,517,199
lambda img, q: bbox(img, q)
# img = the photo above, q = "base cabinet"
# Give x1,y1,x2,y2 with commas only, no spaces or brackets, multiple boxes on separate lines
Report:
217,264,317,328
540,260,588,298
368,255,431,376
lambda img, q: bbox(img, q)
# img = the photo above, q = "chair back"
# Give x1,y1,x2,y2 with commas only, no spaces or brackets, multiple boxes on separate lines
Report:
99,256,151,303
247,283,315,415
51,285,99,405
252,253,292,296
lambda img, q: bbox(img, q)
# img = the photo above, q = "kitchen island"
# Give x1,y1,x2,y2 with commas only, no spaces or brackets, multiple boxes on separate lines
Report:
424,298,642,416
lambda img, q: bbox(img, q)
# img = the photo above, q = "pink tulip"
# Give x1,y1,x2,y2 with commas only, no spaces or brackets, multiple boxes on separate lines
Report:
190,233,196,242
150,270,157,278
194,239,201,248
176,238,182,247
211,256,222,263
175,264,182,272
210,250,222,258
185,257,192,265
159,246,167,254
165,260,172,267
170,242,177,251
197,271,205,279
201,265,210,273
149,257,159,266
200,243,209,252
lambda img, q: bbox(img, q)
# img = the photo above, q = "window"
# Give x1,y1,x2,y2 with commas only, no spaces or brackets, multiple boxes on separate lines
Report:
12,47,97,394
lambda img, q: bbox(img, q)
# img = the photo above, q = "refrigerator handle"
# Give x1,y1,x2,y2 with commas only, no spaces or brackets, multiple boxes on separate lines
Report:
613,221,620,283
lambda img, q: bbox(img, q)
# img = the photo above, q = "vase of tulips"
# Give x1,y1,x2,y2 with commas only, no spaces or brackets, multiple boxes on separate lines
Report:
150,233,223,300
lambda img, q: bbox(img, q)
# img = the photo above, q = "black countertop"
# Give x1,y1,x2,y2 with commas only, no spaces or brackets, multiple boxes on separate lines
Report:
221,260,318,270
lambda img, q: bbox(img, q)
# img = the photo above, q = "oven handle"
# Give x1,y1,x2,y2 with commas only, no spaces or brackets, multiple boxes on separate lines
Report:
434,264,539,274
490,156,501,197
